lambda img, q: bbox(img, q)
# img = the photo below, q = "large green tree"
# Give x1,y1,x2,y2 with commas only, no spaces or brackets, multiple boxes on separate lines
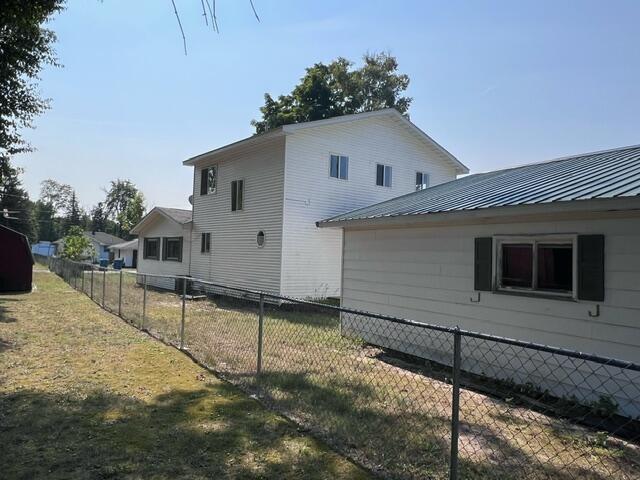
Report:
104,179,146,238
0,161,36,240
251,53,412,134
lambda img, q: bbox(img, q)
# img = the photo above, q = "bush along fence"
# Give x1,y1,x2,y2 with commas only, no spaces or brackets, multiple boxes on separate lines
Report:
39,255,640,480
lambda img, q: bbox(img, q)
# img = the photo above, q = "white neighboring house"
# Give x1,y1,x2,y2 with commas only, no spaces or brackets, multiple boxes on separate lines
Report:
183,109,468,298
318,145,640,415
54,231,126,262
108,239,139,268
130,207,192,290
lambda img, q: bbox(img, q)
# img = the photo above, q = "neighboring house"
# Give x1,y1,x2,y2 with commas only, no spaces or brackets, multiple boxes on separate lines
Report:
54,231,126,263
31,241,56,257
0,224,34,293
108,239,139,268
318,145,640,414
130,207,192,290
180,108,467,298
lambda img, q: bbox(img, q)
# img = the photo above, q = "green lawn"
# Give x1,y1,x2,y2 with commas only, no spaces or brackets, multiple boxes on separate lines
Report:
0,271,371,480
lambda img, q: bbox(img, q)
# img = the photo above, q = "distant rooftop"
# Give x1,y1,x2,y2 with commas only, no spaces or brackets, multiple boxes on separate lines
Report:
156,207,192,225
319,144,640,226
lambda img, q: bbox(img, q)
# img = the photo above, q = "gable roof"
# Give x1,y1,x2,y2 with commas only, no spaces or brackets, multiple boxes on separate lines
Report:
85,231,126,245
130,206,192,234
318,144,640,227
108,239,138,251
182,109,468,174
0,224,34,264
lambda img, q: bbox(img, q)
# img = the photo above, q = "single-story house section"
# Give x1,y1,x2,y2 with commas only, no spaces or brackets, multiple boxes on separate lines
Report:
0,224,34,293
54,231,126,263
318,144,640,415
31,241,57,257
108,239,138,268
130,206,192,290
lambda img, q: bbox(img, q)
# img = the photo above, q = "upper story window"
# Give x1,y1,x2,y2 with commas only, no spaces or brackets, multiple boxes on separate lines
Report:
330,154,349,180
416,172,430,191
231,180,244,211
143,237,160,260
162,237,183,262
496,236,575,297
200,232,211,253
200,166,217,195
376,164,392,187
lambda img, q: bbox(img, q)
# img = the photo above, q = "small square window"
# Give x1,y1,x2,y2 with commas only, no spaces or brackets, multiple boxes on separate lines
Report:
501,244,533,288
416,172,430,190
201,233,211,253
143,237,159,260
162,237,183,262
330,155,349,180
231,180,244,211
376,164,392,187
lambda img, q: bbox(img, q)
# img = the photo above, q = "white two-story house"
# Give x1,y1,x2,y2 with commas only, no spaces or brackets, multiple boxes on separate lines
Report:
134,109,468,297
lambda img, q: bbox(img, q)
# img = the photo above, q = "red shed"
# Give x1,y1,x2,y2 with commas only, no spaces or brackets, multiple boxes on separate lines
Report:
0,224,34,293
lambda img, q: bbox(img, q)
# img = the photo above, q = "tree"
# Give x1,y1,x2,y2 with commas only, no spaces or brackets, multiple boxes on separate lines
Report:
0,1,63,159
118,191,145,236
63,190,83,232
34,200,57,241
251,53,412,134
104,179,145,238
60,225,93,261
0,160,36,240
40,179,73,216
90,202,108,232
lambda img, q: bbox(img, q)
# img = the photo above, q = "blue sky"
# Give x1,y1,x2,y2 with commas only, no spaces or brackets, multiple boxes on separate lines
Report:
15,0,640,210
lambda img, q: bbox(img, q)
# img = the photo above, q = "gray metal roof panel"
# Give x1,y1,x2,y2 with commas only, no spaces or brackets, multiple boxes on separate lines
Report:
320,145,640,224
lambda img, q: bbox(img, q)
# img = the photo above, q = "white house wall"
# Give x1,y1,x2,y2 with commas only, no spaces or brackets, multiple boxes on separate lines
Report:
280,115,458,298
136,216,191,290
339,214,640,415
189,137,285,294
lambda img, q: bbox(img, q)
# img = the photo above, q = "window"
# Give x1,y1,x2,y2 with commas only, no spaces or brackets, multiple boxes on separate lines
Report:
200,166,217,195
231,180,244,211
162,237,183,262
256,230,265,248
143,237,159,260
416,172,430,190
496,236,575,297
376,164,392,187
200,233,211,253
330,154,349,180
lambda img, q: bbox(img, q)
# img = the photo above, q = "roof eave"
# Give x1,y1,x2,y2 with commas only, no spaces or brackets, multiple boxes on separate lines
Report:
317,196,640,229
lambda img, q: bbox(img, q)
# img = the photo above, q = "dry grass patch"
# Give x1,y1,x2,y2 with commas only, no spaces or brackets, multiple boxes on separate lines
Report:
0,271,370,480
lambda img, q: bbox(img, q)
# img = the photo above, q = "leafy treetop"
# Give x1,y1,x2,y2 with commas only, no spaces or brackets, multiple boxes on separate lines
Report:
251,53,412,134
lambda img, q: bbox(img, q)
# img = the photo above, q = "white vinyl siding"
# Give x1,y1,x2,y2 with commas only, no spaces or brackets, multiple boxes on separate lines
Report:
280,115,458,298
190,136,285,293
340,213,640,416
341,214,640,362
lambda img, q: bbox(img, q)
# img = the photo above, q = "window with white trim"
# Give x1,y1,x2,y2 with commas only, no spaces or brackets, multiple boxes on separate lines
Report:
330,154,349,180
496,236,575,297
376,164,392,187
416,172,430,190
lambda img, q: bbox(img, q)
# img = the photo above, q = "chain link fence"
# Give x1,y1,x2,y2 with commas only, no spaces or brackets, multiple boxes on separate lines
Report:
40,256,640,480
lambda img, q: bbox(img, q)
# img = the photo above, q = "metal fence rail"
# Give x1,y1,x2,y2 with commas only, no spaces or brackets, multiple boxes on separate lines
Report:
39,255,640,480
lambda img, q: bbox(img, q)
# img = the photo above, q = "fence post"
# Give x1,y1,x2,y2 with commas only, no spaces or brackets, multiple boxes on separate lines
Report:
118,269,123,317
180,278,186,349
102,268,106,307
450,328,462,480
142,274,147,329
90,268,94,300
257,293,264,375
81,265,85,293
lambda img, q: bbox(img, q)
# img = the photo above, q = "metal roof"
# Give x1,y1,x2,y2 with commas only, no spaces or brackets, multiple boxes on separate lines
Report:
319,144,640,226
